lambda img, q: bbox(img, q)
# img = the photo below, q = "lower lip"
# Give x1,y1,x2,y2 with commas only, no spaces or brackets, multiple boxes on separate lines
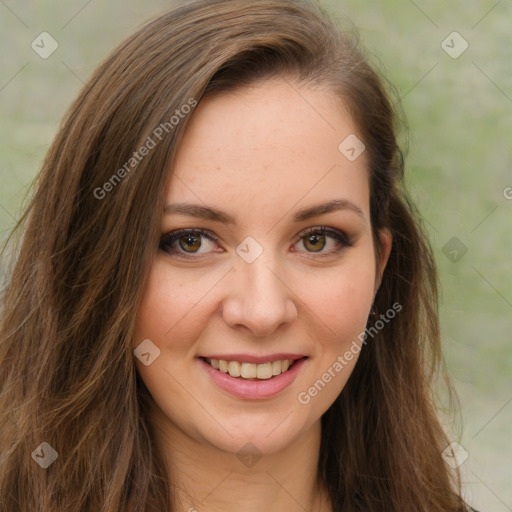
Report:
198,357,307,399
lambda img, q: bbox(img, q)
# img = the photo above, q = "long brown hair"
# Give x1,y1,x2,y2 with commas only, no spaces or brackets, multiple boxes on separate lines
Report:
0,1,467,510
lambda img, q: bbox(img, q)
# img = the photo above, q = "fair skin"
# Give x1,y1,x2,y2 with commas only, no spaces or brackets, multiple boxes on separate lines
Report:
134,78,392,512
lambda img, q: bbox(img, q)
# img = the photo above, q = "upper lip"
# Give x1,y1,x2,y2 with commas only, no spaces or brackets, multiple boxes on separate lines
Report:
200,353,307,364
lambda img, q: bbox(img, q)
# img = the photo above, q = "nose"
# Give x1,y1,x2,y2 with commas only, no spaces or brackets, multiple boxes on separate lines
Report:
221,257,298,336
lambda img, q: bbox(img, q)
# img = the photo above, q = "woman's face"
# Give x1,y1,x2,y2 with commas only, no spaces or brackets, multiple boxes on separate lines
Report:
134,79,391,456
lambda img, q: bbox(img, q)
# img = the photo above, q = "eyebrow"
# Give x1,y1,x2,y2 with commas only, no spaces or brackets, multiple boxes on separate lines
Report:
163,199,365,224
291,199,365,222
163,203,236,224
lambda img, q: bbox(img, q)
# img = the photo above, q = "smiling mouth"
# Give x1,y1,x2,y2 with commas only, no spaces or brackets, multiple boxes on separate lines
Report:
201,357,302,380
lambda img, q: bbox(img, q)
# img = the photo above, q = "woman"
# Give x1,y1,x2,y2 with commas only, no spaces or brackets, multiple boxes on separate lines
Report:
0,0,478,510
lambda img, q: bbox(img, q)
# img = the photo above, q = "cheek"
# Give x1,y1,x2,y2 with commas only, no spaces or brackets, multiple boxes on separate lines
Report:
295,250,376,350
133,258,216,352
293,254,375,412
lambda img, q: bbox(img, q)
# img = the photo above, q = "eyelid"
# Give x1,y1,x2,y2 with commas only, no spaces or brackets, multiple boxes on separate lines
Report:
161,228,220,244
294,225,353,248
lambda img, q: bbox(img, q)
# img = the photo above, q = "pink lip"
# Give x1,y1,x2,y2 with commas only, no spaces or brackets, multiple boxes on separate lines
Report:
200,353,306,364
198,357,307,399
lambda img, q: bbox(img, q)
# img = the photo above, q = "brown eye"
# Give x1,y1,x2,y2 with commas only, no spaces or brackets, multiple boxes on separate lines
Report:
291,227,354,256
159,229,220,258
179,233,202,253
302,233,326,252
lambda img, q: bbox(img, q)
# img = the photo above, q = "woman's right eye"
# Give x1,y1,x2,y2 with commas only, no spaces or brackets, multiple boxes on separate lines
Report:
159,229,222,258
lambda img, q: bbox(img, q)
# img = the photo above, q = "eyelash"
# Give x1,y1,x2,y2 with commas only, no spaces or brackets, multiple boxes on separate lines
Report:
159,226,354,260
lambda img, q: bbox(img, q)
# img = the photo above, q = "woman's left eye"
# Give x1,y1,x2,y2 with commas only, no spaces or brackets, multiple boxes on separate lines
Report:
292,227,353,254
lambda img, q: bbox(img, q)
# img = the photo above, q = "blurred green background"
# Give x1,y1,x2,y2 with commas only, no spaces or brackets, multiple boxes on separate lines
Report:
1,0,510,509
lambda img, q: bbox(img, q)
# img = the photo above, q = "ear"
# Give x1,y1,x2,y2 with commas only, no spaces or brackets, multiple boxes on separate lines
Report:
374,228,392,296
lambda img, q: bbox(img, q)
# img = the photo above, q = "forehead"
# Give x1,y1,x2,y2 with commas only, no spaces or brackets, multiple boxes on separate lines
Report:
167,79,370,223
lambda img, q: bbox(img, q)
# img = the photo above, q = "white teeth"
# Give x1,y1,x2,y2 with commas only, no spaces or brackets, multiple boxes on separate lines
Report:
228,361,241,377
256,362,273,379
207,358,297,380
272,360,282,375
240,362,257,379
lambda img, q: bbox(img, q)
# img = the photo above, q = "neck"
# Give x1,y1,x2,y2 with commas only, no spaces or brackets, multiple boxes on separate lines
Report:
149,405,331,512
